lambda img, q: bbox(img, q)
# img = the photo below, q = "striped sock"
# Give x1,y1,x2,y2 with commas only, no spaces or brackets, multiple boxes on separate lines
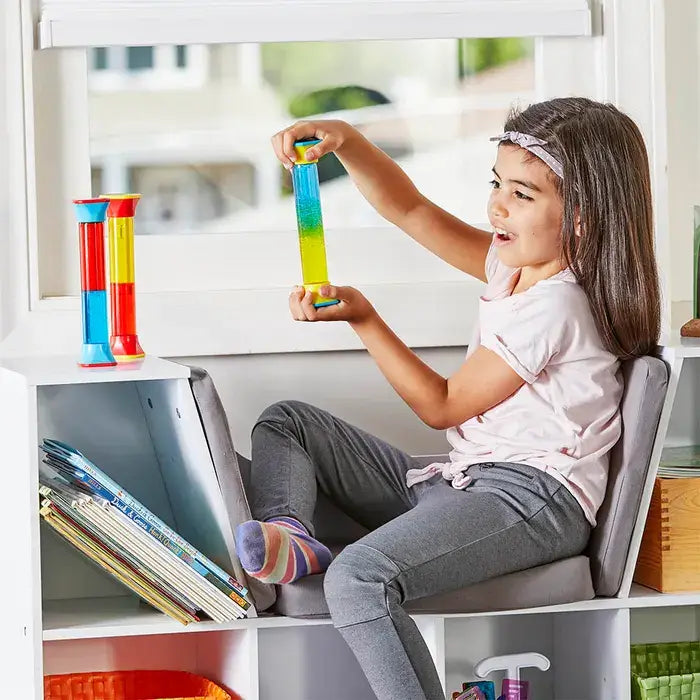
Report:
234,516,332,584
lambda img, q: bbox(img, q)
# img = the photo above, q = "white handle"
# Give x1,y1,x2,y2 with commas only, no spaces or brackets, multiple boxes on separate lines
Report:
474,652,550,681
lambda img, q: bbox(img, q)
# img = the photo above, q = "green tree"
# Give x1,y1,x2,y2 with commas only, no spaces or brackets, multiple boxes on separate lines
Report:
288,85,389,119
457,38,533,79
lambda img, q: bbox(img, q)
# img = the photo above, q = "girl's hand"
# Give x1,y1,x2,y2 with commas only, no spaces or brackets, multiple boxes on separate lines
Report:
271,120,356,170
289,285,376,326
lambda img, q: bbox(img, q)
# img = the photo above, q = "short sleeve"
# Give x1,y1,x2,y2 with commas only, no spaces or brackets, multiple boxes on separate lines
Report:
480,292,569,384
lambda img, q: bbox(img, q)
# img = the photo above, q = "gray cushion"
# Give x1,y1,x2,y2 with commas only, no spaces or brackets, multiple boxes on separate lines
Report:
271,555,594,618
587,356,668,596
188,366,277,612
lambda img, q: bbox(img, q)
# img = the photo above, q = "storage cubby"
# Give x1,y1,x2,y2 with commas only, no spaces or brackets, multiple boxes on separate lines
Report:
37,375,248,633
661,351,700,448
630,604,700,645
43,628,259,699
445,608,630,700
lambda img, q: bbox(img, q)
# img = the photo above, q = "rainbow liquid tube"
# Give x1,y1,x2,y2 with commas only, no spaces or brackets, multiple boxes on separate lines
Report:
102,194,145,362
292,139,339,308
72,198,117,368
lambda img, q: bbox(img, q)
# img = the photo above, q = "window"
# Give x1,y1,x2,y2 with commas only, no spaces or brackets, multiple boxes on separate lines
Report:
14,1,655,358
88,39,535,237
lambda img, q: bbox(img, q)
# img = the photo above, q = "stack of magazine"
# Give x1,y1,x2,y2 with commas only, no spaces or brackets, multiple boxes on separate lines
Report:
39,438,250,625
657,445,700,478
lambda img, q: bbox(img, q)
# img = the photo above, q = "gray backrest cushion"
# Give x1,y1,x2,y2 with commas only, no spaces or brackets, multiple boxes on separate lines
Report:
588,356,668,596
187,366,277,612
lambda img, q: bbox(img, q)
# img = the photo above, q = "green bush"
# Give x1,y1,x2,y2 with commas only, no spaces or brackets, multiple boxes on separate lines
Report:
458,37,533,78
288,85,389,119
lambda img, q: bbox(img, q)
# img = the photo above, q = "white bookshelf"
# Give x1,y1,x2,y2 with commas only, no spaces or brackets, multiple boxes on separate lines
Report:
1,351,700,699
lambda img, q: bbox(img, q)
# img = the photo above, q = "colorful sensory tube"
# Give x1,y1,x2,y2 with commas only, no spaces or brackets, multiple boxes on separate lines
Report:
72,198,117,368
292,138,339,308
102,193,145,362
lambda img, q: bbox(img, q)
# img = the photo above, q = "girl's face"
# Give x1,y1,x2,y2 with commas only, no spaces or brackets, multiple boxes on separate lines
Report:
487,144,565,272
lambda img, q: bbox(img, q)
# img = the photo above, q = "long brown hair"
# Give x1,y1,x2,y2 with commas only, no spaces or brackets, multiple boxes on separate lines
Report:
504,97,661,359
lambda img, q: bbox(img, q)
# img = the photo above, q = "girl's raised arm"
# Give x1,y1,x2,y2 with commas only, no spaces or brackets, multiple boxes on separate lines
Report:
272,120,492,282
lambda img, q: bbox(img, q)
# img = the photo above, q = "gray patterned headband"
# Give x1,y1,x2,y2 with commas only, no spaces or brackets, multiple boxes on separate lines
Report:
490,131,564,179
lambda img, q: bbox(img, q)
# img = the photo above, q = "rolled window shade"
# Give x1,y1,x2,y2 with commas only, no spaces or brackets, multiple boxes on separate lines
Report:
38,0,593,49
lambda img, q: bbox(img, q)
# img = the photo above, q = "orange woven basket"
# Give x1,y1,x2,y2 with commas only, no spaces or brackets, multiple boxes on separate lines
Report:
44,670,240,700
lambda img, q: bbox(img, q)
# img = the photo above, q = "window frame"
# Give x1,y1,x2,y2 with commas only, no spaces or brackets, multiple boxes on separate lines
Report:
38,0,594,48
1,0,672,358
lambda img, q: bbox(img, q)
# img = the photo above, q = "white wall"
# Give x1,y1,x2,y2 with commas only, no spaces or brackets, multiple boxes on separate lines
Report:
0,0,9,339
666,0,700,327
175,346,465,458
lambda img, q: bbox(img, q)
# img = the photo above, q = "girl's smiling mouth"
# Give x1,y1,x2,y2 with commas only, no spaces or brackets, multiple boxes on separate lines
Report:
493,226,516,246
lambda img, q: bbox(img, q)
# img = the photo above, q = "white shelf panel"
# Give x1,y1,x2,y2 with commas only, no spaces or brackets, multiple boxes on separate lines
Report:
42,597,329,641
0,355,189,386
628,584,700,608
44,587,700,642
428,587,700,620
659,335,700,358
676,339,700,357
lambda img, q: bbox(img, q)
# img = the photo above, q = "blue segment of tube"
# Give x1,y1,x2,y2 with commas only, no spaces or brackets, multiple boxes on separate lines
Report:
80,290,116,366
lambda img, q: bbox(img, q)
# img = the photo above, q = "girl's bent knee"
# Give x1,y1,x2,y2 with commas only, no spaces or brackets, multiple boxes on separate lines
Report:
323,544,398,599
323,552,358,601
324,544,401,627
255,399,308,426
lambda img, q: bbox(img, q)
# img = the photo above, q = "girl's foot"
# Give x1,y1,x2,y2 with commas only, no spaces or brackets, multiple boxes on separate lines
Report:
234,516,332,584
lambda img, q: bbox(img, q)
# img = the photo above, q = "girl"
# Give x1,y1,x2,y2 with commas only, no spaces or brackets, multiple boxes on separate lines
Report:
234,97,661,700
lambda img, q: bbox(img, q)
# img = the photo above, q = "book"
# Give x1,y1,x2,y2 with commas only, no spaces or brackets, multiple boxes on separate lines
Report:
40,501,198,625
41,481,198,616
44,455,249,613
41,438,249,606
39,438,251,622
40,481,243,622
658,445,700,478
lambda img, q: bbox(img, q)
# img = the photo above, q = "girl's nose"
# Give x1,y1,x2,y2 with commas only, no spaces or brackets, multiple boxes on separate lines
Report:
490,201,509,220
489,191,508,220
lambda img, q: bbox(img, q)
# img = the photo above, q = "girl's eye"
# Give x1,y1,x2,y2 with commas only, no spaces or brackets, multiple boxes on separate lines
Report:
489,179,500,189
514,190,534,202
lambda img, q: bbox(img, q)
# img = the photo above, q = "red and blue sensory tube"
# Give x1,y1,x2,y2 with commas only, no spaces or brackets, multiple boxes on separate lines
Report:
72,198,117,368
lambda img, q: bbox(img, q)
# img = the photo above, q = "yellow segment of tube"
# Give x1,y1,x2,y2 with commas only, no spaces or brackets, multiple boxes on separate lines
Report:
299,229,329,286
108,217,135,284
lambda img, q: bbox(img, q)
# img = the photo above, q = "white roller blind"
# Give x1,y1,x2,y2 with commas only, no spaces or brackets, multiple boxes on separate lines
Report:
38,0,593,49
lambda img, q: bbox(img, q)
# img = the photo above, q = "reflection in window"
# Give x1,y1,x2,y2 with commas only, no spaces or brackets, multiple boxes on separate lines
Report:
176,45,188,69
126,47,155,71
128,164,256,235
88,39,534,235
93,47,108,71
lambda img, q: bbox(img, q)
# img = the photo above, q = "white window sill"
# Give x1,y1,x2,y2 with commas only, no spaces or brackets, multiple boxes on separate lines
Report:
0,280,479,358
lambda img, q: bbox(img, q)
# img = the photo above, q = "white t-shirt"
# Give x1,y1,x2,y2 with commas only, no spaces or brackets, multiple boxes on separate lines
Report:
407,243,623,525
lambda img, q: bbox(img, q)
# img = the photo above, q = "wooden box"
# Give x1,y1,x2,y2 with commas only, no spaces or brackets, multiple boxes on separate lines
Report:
634,476,700,592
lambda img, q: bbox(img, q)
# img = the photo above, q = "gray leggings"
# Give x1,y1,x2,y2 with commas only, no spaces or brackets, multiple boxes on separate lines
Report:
248,400,590,700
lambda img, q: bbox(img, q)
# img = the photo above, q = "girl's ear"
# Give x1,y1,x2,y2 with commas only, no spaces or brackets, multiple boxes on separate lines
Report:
574,209,582,237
